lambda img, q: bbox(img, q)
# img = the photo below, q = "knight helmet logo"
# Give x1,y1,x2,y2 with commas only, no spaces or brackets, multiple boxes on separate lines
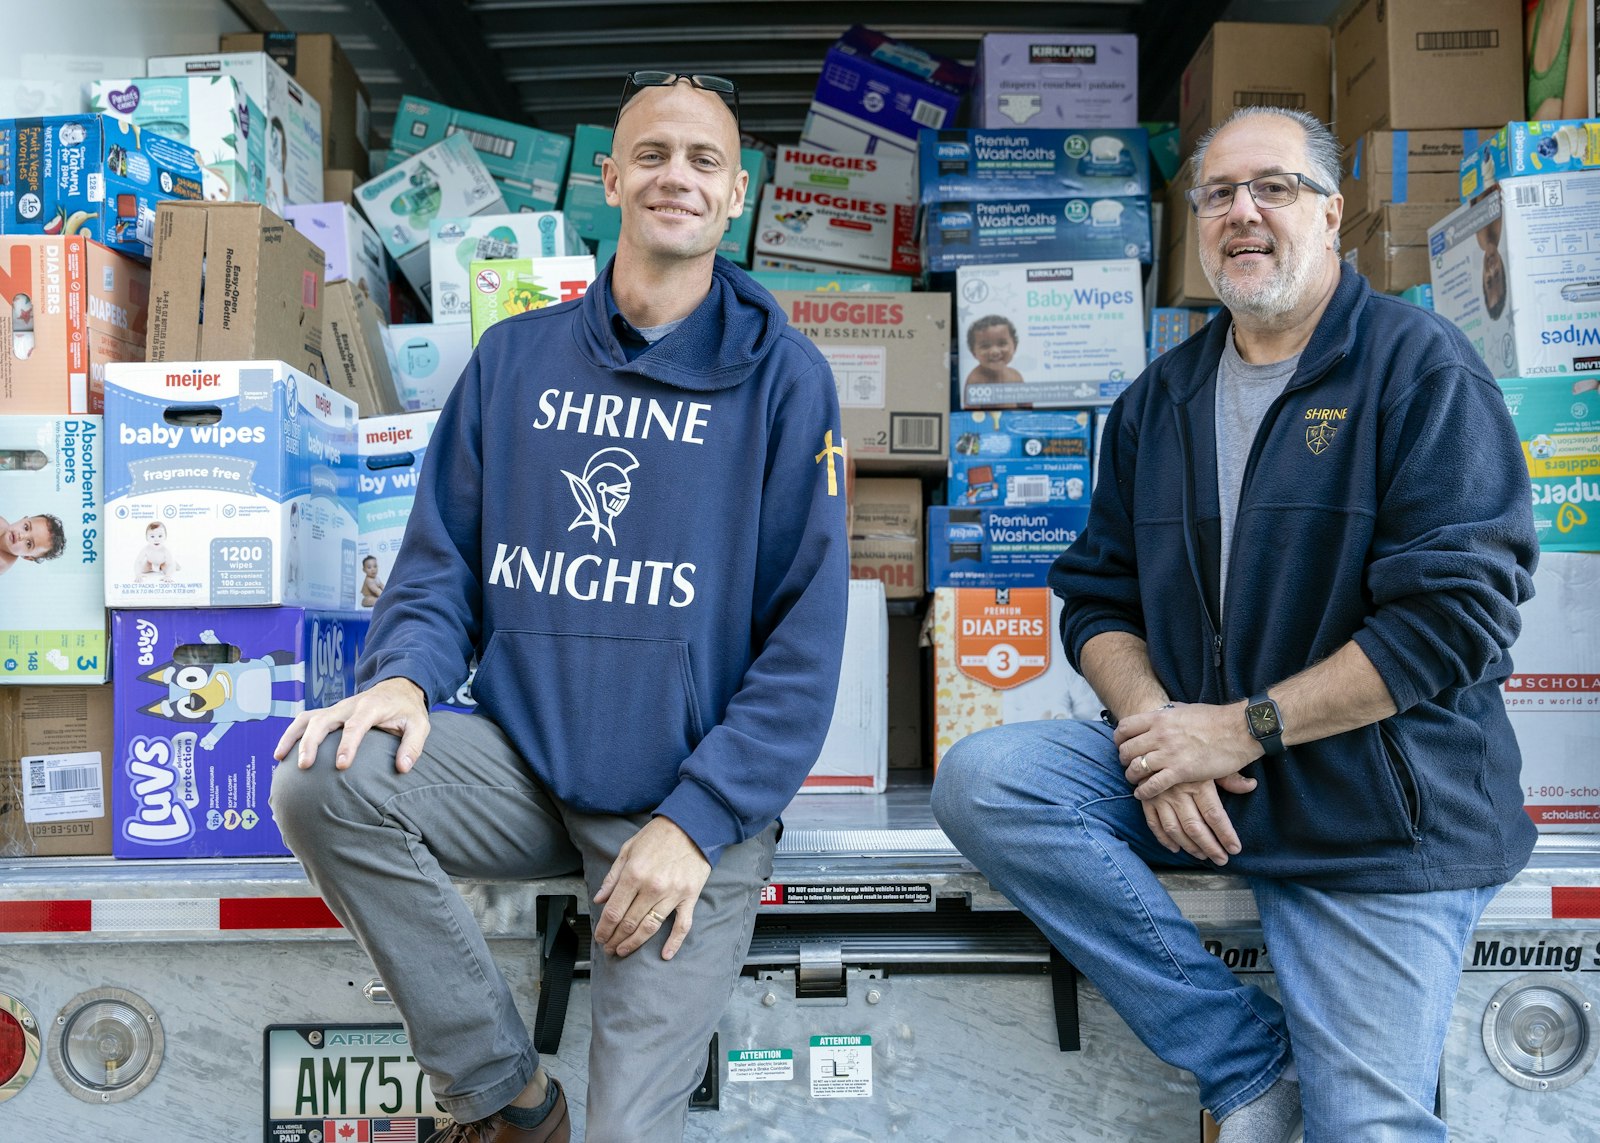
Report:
563,447,640,544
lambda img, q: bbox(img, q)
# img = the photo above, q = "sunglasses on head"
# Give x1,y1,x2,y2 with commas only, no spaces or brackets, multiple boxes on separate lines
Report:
613,71,741,132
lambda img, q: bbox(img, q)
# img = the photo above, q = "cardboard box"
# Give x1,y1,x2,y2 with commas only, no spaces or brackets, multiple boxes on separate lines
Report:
955,260,1146,409
923,195,1152,272
357,410,438,609
146,51,326,209
886,612,925,769
284,201,389,314
974,33,1139,129
1498,377,1600,551
390,95,569,212
755,184,920,276
0,416,106,683
927,505,1088,588
772,145,916,203
776,291,950,467
220,31,372,177
323,280,403,416
103,359,359,609
1460,119,1600,199
1150,306,1218,358
146,201,326,382
0,115,206,259
321,170,358,206
429,211,585,324
385,321,474,411
919,128,1151,202
801,25,973,159
800,578,888,793
1429,169,1600,378
1179,22,1332,157
849,476,923,598
926,587,1100,769
749,270,914,293
1161,175,1222,308
0,684,114,856
467,255,597,346
1342,201,1456,292
1343,127,1494,221
110,607,368,858
949,410,1094,507
1332,0,1523,148
1,236,150,414
1501,552,1600,829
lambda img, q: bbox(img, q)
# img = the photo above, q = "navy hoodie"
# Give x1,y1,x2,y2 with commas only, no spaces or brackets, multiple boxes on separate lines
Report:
359,257,849,865
1053,263,1539,892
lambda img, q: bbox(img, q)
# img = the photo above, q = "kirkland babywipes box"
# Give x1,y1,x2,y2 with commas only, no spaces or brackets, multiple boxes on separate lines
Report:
110,606,367,858
927,504,1089,588
284,201,388,314
755,184,920,275
0,415,106,684
390,95,570,212
925,195,1152,271
919,128,1150,201
468,255,597,346
949,409,1094,508
956,260,1145,408
974,33,1139,129
1498,377,1600,552
429,211,585,324
772,146,916,204
386,321,474,411
357,410,438,609
1460,120,1600,200
103,359,359,609
801,25,972,159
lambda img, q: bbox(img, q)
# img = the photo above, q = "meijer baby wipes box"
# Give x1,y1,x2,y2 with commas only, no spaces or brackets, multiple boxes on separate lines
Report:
357,410,439,609
103,360,359,608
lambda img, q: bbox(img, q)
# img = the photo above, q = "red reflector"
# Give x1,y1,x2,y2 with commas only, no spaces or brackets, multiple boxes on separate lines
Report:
0,900,91,933
0,1010,23,1085
1553,887,1600,919
219,897,342,930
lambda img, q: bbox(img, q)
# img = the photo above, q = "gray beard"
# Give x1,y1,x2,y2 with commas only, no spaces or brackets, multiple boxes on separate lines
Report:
1203,236,1327,323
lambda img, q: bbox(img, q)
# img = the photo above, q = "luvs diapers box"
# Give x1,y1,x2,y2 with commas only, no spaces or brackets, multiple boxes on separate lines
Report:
88,75,267,206
801,25,972,159
919,128,1151,201
949,410,1094,507
357,410,438,609
428,211,585,324
755,184,920,275
110,607,368,858
973,33,1139,129
103,359,359,609
1498,377,1600,551
385,322,474,411
925,195,1153,270
956,260,1146,408
467,255,596,346
0,416,106,683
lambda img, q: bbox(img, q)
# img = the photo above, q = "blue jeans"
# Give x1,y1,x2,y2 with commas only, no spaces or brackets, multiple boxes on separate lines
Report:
931,719,1497,1140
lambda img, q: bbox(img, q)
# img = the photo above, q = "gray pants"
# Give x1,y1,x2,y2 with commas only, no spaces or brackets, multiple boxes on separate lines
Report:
269,711,776,1141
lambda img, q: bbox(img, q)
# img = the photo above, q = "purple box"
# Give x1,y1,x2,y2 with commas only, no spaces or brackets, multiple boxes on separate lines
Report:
111,607,368,858
284,201,390,315
974,34,1139,130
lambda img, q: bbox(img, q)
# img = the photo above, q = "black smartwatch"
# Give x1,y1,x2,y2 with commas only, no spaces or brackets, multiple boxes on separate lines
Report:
1245,692,1285,757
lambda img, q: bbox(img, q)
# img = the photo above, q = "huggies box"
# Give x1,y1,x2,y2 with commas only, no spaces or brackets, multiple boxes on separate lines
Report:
754,184,920,276
428,210,585,324
919,128,1151,201
357,410,438,609
110,606,368,858
949,410,1094,508
103,359,359,609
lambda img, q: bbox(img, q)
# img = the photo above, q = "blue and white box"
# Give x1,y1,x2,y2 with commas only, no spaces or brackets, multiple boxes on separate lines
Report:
384,322,475,411
801,25,972,159
926,195,1152,271
949,410,1094,507
357,411,439,609
927,505,1089,588
428,211,585,324
919,128,1151,201
103,359,359,609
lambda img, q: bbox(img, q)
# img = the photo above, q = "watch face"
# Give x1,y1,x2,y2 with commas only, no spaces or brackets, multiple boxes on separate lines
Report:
1248,702,1279,737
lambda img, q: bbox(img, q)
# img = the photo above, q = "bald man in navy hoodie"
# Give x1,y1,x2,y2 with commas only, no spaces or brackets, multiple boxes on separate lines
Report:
273,73,848,1143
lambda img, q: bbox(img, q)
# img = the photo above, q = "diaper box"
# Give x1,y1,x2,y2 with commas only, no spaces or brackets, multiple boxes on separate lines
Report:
771,146,916,204
919,128,1151,202
1498,377,1600,552
109,606,368,858
0,114,206,259
467,255,597,346
1,235,150,414
849,476,923,599
800,578,887,793
925,195,1152,272
0,683,114,856
949,410,1094,508
802,25,972,159
357,410,438,610
390,95,569,212
385,321,474,411
755,184,920,275
0,415,106,684
428,211,585,324
103,359,359,609
973,33,1139,130
749,269,914,293
926,504,1089,589
956,260,1146,409
284,201,389,314
322,279,403,417
1460,120,1600,200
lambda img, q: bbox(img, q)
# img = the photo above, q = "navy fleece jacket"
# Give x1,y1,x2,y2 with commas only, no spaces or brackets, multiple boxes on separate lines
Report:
1053,263,1539,892
359,257,849,865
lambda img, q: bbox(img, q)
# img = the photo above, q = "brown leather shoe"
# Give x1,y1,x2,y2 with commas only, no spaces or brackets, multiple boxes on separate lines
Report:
424,1078,571,1143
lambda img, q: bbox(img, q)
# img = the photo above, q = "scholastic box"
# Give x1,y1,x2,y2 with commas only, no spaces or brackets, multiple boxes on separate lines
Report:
284,201,389,314
973,33,1139,130
357,410,438,610
956,260,1146,408
321,279,403,417
949,410,1094,508
755,184,920,275
110,607,368,858
799,578,888,793
919,128,1151,201
926,505,1089,588
849,476,923,599
772,146,917,203
429,211,585,324
103,359,359,609
1178,23,1331,156
923,195,1153,271
467,255,597,346
0,684,114,857
1498,377,1600,551
802,26,971,159
385,322,474,411
390,95,570,213
1460,119,1600,199
0,115,206,259
0,416,106,684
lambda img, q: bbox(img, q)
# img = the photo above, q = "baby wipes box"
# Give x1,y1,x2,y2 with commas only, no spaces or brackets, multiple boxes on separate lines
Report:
949,409,1094,507
926,504,1089,588
925,194,1152,271
429,211,585,324
468,255,596,346
919,128,1151,201
357,410,438,609
1498,377,1600,552
103,359,359,609
385,322,474,411
390,95,570,212
755,184,920,275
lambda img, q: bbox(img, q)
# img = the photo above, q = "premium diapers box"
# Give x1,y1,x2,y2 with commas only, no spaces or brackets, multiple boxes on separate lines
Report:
88,75,266,207
0,415,106,684
1498,377,1600,551
386,322,473,411
973,33,1139,129
949,410,1094,507
429,211,585,324
924,194,1153,271
357,410,438,609
802,25,972,159
919,128,1151,201
468,255,597,346
755,184,920,275
103,359,359,609
110,606,368,858
927,505,1089,589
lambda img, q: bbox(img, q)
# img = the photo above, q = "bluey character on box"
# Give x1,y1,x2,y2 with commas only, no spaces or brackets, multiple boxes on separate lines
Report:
137,629,304,750
133,521,180,582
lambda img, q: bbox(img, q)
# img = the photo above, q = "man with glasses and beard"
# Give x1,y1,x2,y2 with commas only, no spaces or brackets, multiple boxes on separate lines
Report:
271,72,847,1143
933,107,1539,1141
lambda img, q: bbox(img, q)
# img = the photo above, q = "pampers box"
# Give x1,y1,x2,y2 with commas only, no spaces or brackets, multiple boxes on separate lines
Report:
926,504,1089,588
110,607,368,858
357,410,438,609
87,75,266,206
925,194,1152,271
973,34,1139,129
919,128,1151,201
103,360,359,609
428,211,585,324
385,322,474,411
1498,377,1600,552
0,416,106,684
956,260,1146,408
949,410,1094,507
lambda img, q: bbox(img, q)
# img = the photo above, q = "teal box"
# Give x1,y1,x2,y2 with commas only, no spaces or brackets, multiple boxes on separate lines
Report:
1498,377,1600,552
948,410,1094,508
749,270,914,292
390,95,570,211
925,195,1152,269
1398,284,1433,310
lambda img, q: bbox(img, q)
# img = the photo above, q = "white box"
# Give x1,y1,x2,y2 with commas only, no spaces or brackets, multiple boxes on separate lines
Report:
385,322,474,411
284,202,390,315
956,260,1146,408
771,146,917,205
103,360,359,609
1429,169,1600,379
800,579,888,793
357,411,439,610
1503,551,1600,831
87,75,264,205
428,211,585,324
754,184,919,276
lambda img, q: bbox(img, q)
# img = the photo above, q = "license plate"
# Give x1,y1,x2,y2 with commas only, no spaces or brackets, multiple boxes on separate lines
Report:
264,1023,444,1143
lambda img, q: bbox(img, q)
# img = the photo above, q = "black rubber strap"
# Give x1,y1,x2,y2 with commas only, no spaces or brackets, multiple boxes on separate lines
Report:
533,895,578,1056
1049,948,1082,1052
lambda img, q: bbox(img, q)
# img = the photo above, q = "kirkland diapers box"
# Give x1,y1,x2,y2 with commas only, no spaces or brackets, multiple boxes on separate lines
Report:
110,607,368,858
956,260,1145,408
468,255,597,345
386,322,474,411
429,211,585,324
755,184,920,275
949,410,1094,507
919,128,1151,201
390,95,570,213
973,34,1139,129
0,416,106,684
924,195,1152,271
801,25,972,159
800,578,888,793
103,359,359,609
1498,377,1600,551
1429,169,1600,379
0,684,114,857
284,201,389,314
357,410,438,608
926,505,1089,588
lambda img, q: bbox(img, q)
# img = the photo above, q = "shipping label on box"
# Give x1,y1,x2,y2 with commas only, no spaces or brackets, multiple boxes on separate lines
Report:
110,607,367,858
849,476,923,598
926,196,1152,272
927,504,1088,588
0,115,205,259
429,211,585,324
1342,127,1490,221
103,359,359,608
284,201,389,314
0,416,106,683
358,410,438,609
920,128,1150,202
386,321,474,411
390,95,571,211
468,255,597,346
801,578,888,792
772,146,916,203
949,410,1094,508
755,185,920,275
956,260,1146,408
1498,377,1600,551
801,25,972,157
974,33,1139,130
1461,120,1600,199
1,684,115,857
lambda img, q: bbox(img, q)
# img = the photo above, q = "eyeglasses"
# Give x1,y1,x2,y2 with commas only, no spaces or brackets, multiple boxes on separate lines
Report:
613,71,740,132
1185,173,1333,217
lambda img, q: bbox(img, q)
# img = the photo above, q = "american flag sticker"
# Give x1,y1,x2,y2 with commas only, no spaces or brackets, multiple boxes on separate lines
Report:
373,1121,419,1143
323,1120,370,1142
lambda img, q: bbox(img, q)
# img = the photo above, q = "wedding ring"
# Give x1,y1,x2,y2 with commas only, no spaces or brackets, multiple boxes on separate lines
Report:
646,909,665,924
1135,755,1149,773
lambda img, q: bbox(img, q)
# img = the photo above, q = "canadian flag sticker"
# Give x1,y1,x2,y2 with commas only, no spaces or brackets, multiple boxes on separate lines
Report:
324,1121,371,1143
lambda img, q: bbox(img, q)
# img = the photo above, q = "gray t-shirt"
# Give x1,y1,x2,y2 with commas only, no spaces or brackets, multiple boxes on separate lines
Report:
1216,324,1300,613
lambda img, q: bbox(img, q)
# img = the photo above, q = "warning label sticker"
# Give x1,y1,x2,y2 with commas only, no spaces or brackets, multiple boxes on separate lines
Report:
762,883,933,906
810,1035,872,1098
728,1048,795,1083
